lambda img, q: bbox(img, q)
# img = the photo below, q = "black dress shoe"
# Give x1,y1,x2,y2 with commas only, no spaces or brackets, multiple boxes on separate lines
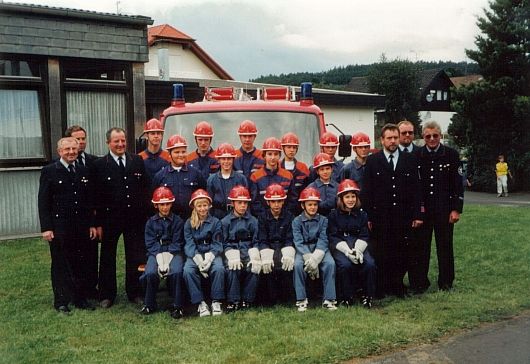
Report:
56,305,71,314
140,305,154,315
169,307,184,319
75,300,95,310
100,299,113,309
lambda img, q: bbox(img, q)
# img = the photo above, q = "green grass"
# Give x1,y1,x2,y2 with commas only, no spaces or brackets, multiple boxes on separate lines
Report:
1,204,529,363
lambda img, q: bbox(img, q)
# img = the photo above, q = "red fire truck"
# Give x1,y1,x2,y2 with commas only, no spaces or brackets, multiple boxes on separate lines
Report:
155,82,348,164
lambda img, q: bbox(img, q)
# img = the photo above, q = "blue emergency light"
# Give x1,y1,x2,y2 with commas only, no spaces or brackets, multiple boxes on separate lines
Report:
300,82,312,100
172,83,184,100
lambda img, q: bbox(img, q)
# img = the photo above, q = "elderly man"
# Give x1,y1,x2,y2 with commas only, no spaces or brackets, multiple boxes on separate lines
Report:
38,137,97,313
415,121,464,291
397,120,420,153
93,127,149,308
361,124,423,298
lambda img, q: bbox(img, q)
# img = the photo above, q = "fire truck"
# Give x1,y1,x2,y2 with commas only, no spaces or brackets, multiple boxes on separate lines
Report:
152,82,350,165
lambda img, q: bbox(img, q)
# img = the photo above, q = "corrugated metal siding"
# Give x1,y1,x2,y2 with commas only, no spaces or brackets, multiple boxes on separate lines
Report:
0,169,41,237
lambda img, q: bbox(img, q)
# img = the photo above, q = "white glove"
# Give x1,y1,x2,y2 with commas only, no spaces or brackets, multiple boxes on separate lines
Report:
247,247,262,274
201,252,215,272
260,248,275,274
280,246,295,271
225,249,243,270
354,239,368,264
303,253,318,275
156,252,173,278
336,241,353,257
193,254,204,268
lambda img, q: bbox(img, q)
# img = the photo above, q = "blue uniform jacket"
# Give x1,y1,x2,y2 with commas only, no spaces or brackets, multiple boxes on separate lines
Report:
183,214,223,258
234,147,264,178
139,149,170,181
281,158,309,198
221,211,258,261
307,178,339,216
339,159,366,191
257,209,294,250
187,148,220,181
144,212,184,257
249,166,297,216
292,213,329,255
207,171,248,219
152,163,206,219
327,208,370,251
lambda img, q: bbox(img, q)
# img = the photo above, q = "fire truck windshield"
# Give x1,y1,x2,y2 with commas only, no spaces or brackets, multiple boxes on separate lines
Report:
163,111,321,165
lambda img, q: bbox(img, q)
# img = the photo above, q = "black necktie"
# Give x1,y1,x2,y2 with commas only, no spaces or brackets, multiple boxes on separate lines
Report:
118,156,125,171
388,154,394,170
403,147,409,153
77,154,84,167
68,164,75,174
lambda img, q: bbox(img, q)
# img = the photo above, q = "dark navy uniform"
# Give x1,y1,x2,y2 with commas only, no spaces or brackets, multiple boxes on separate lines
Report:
186,148,220,181
416,144,464,290
307,179,339,216
234,147,264,178
152,164,206,220
93,152,149,303
257,209,295,304
339,159,367,190
361,150,423,297
327,208,376,300
183,215,225,304
206,171,248,219
38,160,95,309
140,212,184,310
249,166,297,217
138,148,170,181
221,211,259,304
281,158,309,215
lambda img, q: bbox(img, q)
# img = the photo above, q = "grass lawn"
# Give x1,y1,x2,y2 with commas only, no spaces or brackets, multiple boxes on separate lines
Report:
1,204,529,363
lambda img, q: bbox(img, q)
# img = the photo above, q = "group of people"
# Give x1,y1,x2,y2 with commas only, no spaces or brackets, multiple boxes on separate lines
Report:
38,118,464,318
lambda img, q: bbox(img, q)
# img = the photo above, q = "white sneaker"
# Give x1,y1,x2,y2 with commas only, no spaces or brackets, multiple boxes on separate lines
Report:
211,301,222,316
322,299,337,311
198,301,211,317
296,299,308,312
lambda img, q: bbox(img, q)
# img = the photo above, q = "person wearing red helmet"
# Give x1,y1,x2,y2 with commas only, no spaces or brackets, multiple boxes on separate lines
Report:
221,185,260,312
138,118,171,180
308,131,343,183
152,134,206,220
92,127,150,308
340,132,372,190
250,137,297,216
207,143,248,219
186,121,220,181
327,179,376,308
361,123,423,298
182,189,225,317
139,187,185,319
234,119,265,178
280,132,310,209
292,187,337,312
256,184,295,305
307,153,338,216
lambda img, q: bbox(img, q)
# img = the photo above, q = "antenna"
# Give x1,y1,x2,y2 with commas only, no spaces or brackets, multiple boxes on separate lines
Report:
116,1,121,14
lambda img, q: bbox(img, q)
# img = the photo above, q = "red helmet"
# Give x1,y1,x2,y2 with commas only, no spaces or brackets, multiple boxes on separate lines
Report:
264,183,287,200
238,120,258,135
313,153,335,169
193,121,214,138
228,185,252,201
298,187,321,202
143,118,164,133
337,179,361,196
215,143,237,158
189,188,212,207
166,134,187,150
351,132,371,147
319,131,339,146
261,137,282,152
151,186,175,204
281,132,299,146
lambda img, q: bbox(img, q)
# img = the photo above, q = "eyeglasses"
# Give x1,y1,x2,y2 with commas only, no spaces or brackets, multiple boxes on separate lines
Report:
400,131,414,135
424,134,440,140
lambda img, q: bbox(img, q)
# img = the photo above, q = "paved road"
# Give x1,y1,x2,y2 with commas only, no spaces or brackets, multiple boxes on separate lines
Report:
355,311,530,364
463,191,530,206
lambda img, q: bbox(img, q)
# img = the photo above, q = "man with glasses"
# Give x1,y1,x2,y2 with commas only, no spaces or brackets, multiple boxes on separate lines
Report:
397,120,420,153
416,121,464,292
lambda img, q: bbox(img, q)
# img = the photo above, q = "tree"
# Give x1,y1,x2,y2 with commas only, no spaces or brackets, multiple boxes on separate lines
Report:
450,0,530,191
367,56,422,132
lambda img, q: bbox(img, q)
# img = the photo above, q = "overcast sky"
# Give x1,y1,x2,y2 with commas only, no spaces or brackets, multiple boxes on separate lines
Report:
17,0,490,80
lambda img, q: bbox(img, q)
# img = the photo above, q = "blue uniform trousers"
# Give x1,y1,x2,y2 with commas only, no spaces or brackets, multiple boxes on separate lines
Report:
225,261,259,303
293,249,336,301
140,254,184,309
183,256,225,304
332,250,376,299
